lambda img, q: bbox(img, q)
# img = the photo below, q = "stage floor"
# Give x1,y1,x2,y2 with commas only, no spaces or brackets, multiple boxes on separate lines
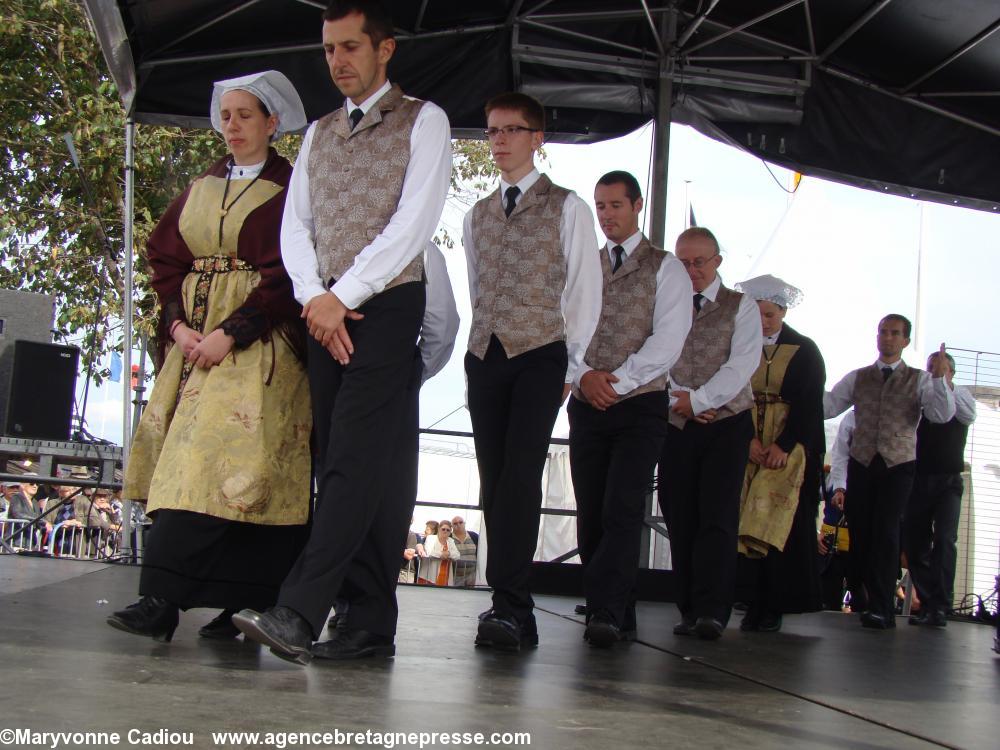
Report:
0,556,996,749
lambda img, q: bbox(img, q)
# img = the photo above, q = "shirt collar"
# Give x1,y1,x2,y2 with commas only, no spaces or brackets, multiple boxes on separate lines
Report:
228,158,266,179
605,230,643,256
876,359,903,371
699,274,723,303
500,168,540,199
763,326,782,345
345,79,392,117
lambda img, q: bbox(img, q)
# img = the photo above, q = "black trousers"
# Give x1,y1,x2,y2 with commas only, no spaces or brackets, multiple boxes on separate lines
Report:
903,472,963,613
658,410,753,625
465,335,567,622
278,282,425,639
845,455,916,619
568,391,668,627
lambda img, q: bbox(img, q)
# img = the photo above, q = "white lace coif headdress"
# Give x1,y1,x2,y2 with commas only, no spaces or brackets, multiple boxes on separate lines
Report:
735,274,803,309
210,70,307,139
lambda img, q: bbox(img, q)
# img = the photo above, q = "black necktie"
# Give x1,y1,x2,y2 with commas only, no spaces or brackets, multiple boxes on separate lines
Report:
349,108,364,130
693,293,704,312
611,245,625,273
504,186,520,217
882,366,893,382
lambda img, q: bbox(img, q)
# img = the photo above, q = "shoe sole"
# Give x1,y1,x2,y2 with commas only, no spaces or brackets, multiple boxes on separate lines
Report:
584,623,620,648
231,613,312,665
106,616,176,643
475,621,536,652
312,644,396,661
197,627,241,640
694,621,723,640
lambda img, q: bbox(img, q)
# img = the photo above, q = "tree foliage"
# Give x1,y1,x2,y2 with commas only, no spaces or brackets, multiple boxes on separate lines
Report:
0,0,497,382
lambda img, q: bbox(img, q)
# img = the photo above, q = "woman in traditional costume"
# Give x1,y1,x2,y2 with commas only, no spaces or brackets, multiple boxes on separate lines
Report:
734,275,825,632
107,71,311,642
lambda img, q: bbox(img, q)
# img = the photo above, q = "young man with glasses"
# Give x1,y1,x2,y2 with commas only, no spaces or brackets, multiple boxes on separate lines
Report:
659,227,761,641
463,91,602,651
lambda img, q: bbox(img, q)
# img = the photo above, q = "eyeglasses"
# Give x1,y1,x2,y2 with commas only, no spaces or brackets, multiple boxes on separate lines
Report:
679,254,718,270
484,126,539,139
453,521,464,525
440,527,452,532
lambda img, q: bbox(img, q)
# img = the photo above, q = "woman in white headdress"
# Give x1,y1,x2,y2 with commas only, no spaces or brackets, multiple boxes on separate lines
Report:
733,274,826,632
108,71,312,643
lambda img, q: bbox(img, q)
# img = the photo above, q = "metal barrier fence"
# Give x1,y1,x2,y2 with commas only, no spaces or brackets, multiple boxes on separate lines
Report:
950,348,1000,615
1,517,147,563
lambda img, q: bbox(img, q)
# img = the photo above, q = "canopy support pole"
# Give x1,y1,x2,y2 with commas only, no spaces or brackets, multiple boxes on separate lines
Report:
117,117,136,559
648,5,678,248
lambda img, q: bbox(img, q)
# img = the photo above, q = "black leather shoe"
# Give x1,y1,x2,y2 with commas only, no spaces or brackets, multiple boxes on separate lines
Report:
106,596,179,642
232,606,313,664
198,609,240,640
861,611,896,630
312,628,395,660
584,611,622,648
909,610,946,627
694,616,725,640
475,608,538,651
673,617,697,636
327,611,348,631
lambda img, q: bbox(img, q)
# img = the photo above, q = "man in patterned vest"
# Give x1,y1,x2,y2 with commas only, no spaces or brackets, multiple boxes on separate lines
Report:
234,0,452,663
824,316,954,629
463,92,602,651
568,171,692,647
658,227,761,641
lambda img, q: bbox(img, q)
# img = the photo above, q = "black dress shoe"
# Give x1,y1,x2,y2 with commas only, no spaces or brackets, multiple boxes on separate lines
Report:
860,611,896,630
198,609,241,640
475,608,538,651
106,596,179,642
584,611,622,648
673,617,696,636
909,610,946,627
312,628,395,660
232,606,313,665
694,616,725,640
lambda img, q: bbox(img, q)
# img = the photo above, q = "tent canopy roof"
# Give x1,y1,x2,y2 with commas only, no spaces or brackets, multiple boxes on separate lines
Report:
85,0,1000,211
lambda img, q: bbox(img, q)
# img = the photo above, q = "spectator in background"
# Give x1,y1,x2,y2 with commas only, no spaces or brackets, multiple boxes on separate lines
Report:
904,352,977,627
450,516,478,588
819,412,859,611
417,520,459,586
5,476,45,547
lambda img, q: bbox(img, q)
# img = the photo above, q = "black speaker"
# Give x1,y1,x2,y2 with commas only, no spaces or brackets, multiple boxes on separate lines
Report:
3,340,79,441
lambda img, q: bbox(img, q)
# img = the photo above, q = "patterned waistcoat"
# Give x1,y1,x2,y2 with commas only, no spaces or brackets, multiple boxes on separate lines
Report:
573,237,667,402
669,285,753,429
850,362,922,467
467,174,570,359
308,84,424,292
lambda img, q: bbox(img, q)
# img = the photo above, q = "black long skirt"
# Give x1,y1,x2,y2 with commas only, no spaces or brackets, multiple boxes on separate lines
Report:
736,456,825,614
139,509,309,612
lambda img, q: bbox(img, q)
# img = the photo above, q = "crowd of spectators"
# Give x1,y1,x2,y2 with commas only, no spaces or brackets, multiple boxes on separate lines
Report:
405,515,480,588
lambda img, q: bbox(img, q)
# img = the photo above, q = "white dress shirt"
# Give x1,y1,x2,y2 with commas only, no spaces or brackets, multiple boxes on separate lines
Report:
668,274,763,415
829,410,855,491
952,384,977,426
280,80,452,309
574,230,693,394
823,359,956,423
462,168,602,383
419,242,460,383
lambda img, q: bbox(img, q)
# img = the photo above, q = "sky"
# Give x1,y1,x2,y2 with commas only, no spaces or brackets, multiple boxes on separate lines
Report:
80,121,1000,507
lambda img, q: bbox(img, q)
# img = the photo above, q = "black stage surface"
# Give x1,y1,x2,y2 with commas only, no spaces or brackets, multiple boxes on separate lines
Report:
1,556,997,749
